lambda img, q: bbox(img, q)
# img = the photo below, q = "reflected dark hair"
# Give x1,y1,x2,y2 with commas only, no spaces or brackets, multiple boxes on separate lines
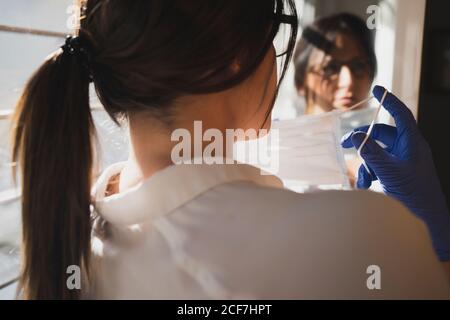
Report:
293,12,377,90
12,0,297,299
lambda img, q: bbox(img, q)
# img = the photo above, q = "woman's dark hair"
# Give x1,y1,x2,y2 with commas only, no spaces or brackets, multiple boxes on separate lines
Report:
293,12,377,91
11,0,297,299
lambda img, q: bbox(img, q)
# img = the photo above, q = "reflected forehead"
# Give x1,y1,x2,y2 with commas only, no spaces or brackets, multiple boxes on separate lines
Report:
309,33,368,64
331,33,366,59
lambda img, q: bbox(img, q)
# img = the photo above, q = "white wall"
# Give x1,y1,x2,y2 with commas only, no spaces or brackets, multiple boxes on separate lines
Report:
387,0,426,121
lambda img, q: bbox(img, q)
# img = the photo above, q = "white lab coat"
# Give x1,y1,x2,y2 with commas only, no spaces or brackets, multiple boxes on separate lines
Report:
88,161,450,299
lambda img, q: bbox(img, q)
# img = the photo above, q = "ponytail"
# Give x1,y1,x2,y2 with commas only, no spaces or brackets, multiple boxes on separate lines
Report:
12,41,94,299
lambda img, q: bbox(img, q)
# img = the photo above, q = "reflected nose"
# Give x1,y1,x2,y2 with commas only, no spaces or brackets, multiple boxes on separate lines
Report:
338,65,355,88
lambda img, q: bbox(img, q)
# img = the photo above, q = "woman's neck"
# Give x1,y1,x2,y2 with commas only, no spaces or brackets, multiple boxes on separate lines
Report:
118,118,175,193
116,94,234,193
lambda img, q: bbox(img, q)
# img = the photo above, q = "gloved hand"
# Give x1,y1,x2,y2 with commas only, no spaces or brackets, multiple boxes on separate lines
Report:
341,85,450,261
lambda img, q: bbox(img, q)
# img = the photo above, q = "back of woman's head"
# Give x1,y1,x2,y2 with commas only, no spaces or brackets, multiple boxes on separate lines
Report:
84,0,299,122
12,0,297,299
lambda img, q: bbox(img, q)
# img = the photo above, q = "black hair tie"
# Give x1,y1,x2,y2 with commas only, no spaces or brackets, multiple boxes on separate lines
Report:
61,35,94,83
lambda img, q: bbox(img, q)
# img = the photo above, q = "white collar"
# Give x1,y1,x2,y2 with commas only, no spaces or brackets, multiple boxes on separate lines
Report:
92,160,283,226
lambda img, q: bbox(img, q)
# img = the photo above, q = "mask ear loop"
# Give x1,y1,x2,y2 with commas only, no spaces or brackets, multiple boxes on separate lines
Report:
356,88,389,174
345,95,375,112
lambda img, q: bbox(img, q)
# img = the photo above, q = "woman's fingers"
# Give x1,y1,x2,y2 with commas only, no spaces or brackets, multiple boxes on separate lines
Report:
356,164,375,189
373,85,418,138
351,131,391,164
341,124,397,151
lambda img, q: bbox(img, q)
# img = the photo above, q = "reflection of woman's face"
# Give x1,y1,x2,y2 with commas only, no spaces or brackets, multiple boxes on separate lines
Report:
302,33,373,114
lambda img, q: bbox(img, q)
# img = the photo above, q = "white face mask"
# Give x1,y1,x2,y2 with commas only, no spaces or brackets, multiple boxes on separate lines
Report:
233,110,350,192
273,110,351,191
233,96,381,193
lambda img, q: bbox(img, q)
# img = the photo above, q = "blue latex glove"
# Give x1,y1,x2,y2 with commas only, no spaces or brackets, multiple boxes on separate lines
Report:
341,85,450,261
